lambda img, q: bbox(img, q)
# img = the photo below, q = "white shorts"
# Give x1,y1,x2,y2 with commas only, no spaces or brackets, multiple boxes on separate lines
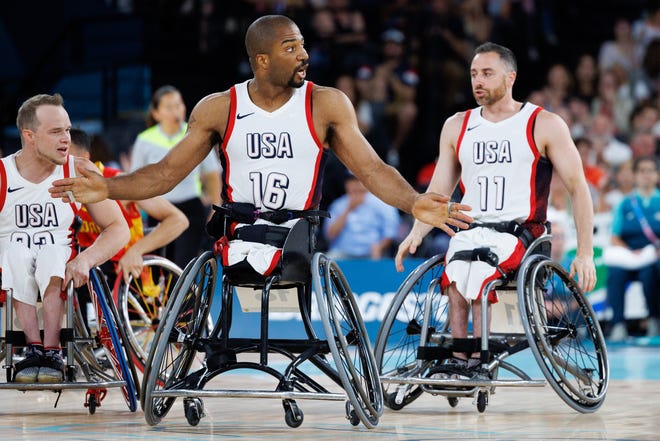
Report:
1,242,72,306
442,227,525,301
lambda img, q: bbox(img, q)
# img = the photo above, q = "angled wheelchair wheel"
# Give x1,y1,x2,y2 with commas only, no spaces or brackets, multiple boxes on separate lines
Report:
117,255,182,371
312,253,383,429
373,254,447,410
518,256,609,413
142,251,216,426
88,267,140,411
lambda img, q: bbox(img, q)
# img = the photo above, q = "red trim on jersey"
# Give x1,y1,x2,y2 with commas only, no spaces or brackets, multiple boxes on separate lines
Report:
0,160,7,212
264,249,282,276
525,107,543,222
456,109,471,195
303,81,324,209
222,86,238,202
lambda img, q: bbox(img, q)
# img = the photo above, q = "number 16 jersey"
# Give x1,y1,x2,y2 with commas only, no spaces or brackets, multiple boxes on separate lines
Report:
220,80,326,211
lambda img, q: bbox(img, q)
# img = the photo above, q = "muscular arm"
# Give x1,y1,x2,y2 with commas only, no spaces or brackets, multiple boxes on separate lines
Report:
394,114,465,270
541,111,596,292
50,93,229,204
315,87,420,213
65,199,130,288
117,197,189,281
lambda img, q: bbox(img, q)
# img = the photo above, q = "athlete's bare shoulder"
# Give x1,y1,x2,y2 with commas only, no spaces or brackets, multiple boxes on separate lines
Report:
310,83,354,121
188,89,233,134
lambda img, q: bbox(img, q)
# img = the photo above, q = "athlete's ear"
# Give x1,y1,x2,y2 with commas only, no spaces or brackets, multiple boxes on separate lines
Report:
255,53,270,70
507,70,517,87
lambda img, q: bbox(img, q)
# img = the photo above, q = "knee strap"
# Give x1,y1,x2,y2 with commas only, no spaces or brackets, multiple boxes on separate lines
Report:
449,247,499,267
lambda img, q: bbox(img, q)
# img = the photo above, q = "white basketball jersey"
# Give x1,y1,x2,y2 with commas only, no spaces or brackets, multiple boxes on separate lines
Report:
456,103,552,223
220,80,325,211
0,153,80,249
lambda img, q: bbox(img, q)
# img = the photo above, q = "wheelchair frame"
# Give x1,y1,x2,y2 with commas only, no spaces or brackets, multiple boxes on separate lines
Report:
375,233,609,413
0,267,139,414
140,219,383,428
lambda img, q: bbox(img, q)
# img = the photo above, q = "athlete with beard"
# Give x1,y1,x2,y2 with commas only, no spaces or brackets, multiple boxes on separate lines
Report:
395,42,596,377
49,15,472,247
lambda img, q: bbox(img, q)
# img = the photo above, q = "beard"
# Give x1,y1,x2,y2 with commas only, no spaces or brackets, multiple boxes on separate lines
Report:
288,76,304,88
474,81,507,106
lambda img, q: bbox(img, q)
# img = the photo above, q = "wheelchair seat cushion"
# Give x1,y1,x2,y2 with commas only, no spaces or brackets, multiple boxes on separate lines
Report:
441,227,526,302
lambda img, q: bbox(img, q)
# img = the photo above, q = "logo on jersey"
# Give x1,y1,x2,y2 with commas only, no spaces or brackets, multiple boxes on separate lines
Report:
246,132,294,159
7,186,24,193
237,112,255,119
473,140,512,164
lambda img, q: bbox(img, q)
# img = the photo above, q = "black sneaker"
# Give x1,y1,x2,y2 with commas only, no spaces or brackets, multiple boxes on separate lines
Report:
14,345,44,383
38,350,65,383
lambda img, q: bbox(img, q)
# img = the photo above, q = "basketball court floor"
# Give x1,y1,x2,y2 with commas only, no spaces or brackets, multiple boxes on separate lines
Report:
0,343,657,440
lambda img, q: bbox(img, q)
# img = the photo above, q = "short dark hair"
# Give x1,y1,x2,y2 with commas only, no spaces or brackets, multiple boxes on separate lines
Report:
633,156,658,173
70,127,91,151
474,42,517,72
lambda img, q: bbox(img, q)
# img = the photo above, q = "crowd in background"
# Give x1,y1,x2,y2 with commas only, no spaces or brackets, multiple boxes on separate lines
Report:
5,0,658,335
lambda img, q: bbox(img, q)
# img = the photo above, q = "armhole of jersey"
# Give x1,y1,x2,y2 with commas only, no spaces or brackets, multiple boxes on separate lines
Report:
222,86,238,202
456,109,471,195
221,86,237,152
526,106,543,159
0,160,7,212
305,82,323,149
455,109,471,158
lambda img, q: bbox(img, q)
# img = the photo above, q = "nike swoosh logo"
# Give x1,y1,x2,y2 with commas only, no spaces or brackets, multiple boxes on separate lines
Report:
236,112,255,120
7,187,24,193
467,124,481,131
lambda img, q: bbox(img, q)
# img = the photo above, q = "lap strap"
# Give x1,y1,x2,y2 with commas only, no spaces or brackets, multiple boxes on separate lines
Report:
449,247,499,267
233,225,290,247
468,220,537,249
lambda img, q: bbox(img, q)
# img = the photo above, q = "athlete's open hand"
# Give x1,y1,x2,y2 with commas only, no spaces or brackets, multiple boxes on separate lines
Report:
412,193,473,236
49,157,108,204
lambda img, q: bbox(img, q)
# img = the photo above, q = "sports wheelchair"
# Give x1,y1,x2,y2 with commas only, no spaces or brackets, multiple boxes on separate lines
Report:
0,267,140,414
141,208,383,428
375,228,609,413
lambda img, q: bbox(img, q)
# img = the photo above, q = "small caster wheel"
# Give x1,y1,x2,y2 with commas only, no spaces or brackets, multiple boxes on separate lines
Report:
283,400,303,428
476,391,488,413
88,395,97,415
386,392,406,411
448,397,459,408
184,398,205,426
345,401,360,426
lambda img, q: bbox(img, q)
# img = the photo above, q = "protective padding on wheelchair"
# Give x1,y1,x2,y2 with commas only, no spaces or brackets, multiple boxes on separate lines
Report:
375,251,608,414
223,219,314,286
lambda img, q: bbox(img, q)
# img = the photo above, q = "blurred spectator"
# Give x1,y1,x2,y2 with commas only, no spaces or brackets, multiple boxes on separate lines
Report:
629,103,660,137
541,63,573,112
324,174,401,259
130,85,221,269
603,160,635,211
328,0,370,75
573,54,599,104
630,130,658,159
418,0,471,122
575,136,608,210
591,68,635,137
605,156,660,341
369,28,420,166
460,0,493,46
598,18,641,79
588,113,632,168
306,7,338,86
632,0,660,54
